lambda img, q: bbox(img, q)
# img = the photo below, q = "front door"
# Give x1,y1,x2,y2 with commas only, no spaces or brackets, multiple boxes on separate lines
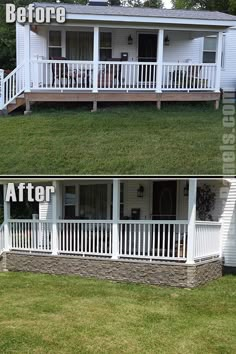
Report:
138,34,157,87
152,181,177,256
152,181,177,220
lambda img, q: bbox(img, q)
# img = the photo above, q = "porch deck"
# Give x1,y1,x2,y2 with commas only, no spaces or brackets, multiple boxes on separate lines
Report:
0,60,221,113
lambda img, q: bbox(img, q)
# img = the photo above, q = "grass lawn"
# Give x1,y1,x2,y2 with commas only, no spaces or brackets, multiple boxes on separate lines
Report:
0,103,224,175
0,272,235,353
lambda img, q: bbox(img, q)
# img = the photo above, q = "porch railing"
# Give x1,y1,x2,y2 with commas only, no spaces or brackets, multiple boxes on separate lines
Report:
30,60,94,90
194,221,221,260
29,60,218,92
0,223,5,253
119,221,188,261
162,63,217,91
5,219,222,262
9,220,52,252
57,220,113,257
0,64,25,110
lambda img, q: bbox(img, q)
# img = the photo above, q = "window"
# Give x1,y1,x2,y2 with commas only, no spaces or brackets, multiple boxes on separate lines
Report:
203,36,217,63
100,32,112,61
80,184,107,220
64,186,76,219
49,31,62,58
66,31,93,60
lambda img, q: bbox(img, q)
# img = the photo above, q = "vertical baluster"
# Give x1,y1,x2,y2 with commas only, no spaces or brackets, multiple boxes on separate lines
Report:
162,224,166,258
152,223,155,257
167,224,170,258
129,223,132,256
183,224,187,258
124,223,127,256
178,224,181,258
172,224,175,258
138,224,140,256
147,224,150,258
142,224,145,256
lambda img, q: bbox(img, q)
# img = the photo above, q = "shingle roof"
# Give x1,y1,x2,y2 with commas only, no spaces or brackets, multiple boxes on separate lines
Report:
34,2,236,22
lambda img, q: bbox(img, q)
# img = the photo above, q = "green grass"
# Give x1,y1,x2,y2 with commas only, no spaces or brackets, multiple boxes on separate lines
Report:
0,272,235,353
0,103,224,174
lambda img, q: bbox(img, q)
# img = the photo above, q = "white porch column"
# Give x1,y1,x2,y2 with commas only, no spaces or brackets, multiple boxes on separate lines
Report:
156,29,164,93
215,31,223,92
3,184,10,251
112,178,120,259
24,23,31,92
93,26,99,93
0,69,4,110
51,181,59,255
187,179,197,264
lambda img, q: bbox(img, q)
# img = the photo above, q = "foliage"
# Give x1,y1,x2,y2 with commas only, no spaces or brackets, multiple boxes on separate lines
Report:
171,0,236,14
197,184,216,221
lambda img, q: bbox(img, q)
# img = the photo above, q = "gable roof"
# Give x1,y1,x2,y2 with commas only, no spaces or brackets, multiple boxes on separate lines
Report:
34,3,236,22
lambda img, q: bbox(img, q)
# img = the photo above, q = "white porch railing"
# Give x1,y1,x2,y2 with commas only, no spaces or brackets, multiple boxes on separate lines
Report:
9,220,52,252
30,60,94,90
162,63,217,91
28,60,218,92
5,219,222,262
0,223,5,253
98,61,159,90
119,221,188,261
57,220,113,257
194,221,221,260
0,64,25,110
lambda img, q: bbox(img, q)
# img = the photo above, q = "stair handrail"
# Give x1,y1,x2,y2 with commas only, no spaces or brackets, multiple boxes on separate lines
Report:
0,62,25,110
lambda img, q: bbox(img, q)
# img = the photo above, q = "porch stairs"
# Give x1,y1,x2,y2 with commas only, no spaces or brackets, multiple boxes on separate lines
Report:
0,64,26,115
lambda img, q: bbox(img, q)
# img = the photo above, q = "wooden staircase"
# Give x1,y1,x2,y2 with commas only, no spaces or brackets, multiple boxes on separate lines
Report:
7,95,25,113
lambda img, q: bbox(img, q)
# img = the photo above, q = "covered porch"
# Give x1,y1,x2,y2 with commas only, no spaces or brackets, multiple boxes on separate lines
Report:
0,179,223,264
1,19,226,112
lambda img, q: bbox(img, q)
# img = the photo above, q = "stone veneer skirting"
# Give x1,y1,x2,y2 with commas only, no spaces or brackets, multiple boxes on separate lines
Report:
2,252,223,288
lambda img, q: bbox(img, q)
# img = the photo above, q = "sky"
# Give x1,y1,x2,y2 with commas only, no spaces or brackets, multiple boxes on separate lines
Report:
163,0,172,9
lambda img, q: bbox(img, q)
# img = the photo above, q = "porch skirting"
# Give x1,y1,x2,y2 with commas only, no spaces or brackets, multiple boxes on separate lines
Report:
2,252,222,288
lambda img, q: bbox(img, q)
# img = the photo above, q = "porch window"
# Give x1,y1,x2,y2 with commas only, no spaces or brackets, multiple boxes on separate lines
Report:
66,32,93,60
79,185,107,220
203,37,217,63
203,35,225,68
100,32,112,60
49,31,62,58
64,186,76,218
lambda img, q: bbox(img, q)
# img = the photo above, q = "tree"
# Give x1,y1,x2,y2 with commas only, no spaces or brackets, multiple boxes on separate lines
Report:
171,0,236,14
143,0,163,8
0,1,86,69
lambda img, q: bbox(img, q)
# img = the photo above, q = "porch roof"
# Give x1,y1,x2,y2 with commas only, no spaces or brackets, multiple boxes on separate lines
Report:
34,3,236,28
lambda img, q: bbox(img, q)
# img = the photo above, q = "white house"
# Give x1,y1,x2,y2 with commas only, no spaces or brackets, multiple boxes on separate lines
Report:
0,178,235,288
1,1,236,113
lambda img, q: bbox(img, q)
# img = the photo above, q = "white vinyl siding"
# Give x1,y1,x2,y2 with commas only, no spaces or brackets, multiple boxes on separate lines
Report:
221,28,236,91
221,180,236,267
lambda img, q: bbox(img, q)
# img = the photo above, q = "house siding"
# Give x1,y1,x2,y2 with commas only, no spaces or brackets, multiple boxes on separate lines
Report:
221,28,236,92
221,180,236,267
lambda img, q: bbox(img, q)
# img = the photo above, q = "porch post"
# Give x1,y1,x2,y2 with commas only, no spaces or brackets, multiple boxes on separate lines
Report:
24,23,31,93
93,26,99,94
3,184,10,251
156,29,164,93
215,31,223,92
0,69,4,110
112,178,120,259
187,179,197,264
51,181,59,255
